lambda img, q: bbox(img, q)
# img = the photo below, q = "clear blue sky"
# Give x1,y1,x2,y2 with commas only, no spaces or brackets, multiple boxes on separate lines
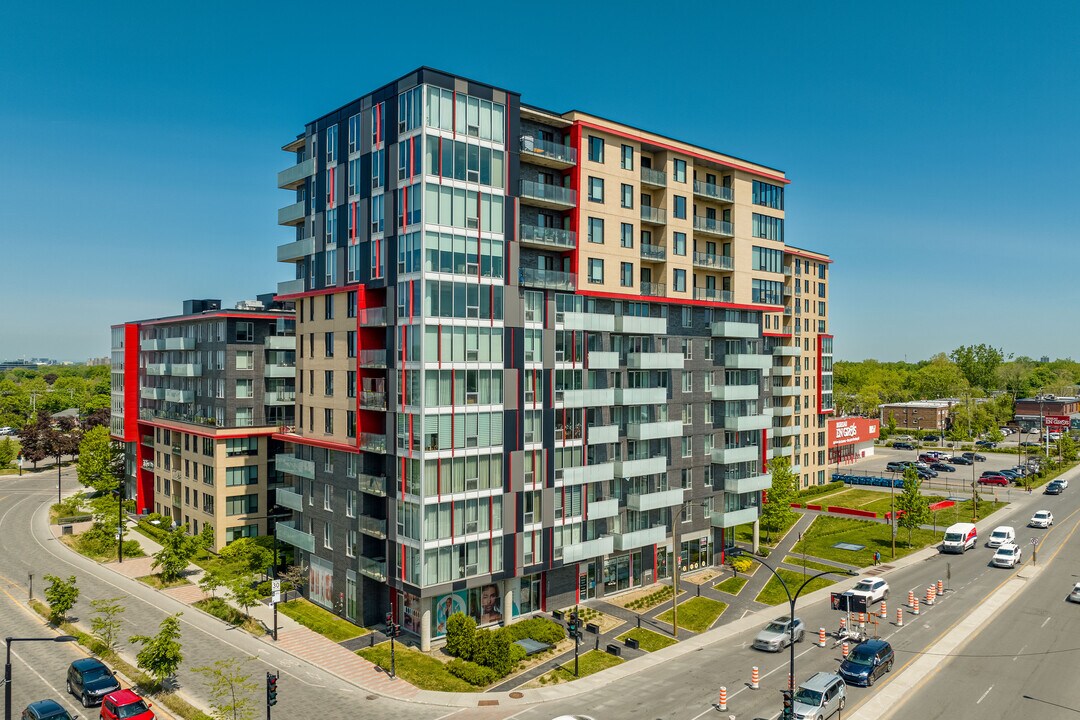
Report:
3,0,1078,362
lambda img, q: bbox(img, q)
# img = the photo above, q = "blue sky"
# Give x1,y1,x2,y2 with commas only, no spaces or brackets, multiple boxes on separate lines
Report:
2,0,1078,362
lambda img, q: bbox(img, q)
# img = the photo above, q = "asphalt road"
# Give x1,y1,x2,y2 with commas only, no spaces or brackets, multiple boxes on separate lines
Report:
0,468,452,720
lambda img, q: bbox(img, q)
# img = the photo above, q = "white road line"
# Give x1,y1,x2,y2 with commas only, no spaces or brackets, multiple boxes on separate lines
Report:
9,645,83,716
977,685,993,704
1040,616,1051,628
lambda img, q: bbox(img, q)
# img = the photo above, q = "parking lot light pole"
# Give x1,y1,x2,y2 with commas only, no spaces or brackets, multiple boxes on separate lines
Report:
5,635,77,720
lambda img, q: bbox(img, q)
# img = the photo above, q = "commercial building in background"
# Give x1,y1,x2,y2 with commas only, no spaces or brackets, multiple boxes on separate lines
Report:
827,416,879,466
878,400,958,431
1014,395,1080,431
271,67,833,647
109,298,296,551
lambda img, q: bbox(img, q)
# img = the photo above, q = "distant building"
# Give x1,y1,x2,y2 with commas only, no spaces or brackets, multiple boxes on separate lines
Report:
878,400,959,431
1014,395,1080,430
0,360,38,372
828,416,879,465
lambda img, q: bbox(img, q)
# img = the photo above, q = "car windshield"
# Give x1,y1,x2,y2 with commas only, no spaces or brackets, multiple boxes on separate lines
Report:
847,649,875,666
794,688,823,705
764,622,787,633
117,701,150,719
84,667,112,680
998,547,1015,556
992,532,1007,538
945,533,963,542
1035,513,1049,519
854,581,873,591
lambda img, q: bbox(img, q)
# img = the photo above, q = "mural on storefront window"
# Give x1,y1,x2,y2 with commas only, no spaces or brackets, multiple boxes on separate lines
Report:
402,591,421,634
431,581,522,637
308,555,334,609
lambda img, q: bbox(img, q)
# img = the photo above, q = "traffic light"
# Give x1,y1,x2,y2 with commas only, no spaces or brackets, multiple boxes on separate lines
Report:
782,690,793,720
385,611,393,628
266,672,278,707
567,611,578,637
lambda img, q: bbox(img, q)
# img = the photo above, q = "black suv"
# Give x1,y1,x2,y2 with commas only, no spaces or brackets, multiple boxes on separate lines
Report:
892,442,916,450
838,638,895,686
67,657,120,707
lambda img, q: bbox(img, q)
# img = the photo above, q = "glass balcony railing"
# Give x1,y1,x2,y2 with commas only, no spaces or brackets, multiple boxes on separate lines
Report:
519,137,577,165
358,473,386,497
359,350,387,368
359,391,387,410
693,180,734,202
358,307,386,325
641,167,667,187
519,180,577,206
359,433,387,454
640,206,666,224
692,252,733,270
640,281,666,297
519,224,576,249
693,287,733,303
640,244,666,261
359,556,387,582
519,266,576,291
693,216,734,237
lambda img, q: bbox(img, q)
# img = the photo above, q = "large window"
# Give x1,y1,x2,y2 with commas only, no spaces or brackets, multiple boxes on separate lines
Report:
398,86,423,133
423,184,505,233
751,279,784,305
226,466,259,487
752,213,784,241
225,495,259,516
588,136,604,163
235,322,253,343
425,87,505,143
752,180,784,209
588,177,604,203
752,246,784,273
423,230,504,279
588,258,604,284
424,136,505,188
588,217,604,244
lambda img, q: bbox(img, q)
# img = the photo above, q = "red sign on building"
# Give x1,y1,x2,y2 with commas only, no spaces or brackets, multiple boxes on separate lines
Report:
1044,415,1071,430
828,417,879,448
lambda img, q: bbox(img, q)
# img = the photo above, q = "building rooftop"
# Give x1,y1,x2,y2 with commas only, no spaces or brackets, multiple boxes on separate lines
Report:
878,400,957,409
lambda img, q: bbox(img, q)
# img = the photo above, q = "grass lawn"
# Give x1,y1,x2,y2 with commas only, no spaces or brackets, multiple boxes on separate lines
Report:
736,512,800,546
615,628,677,652
790,516,943,567
782,556,849,575
137,574,190,589
713,576,748,595
357,643,477,692
278,599,367,642
193,597,265,636
60,531,145,563
536,650,624,685
755,567,836,606
655,597,727,633
934,498,1007,525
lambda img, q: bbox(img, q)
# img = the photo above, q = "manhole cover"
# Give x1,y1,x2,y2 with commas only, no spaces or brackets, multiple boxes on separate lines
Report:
478,700,499,707
509,692,524,699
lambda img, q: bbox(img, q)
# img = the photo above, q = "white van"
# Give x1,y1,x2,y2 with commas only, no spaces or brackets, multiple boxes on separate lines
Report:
986,526,1015,548
942,523,978,553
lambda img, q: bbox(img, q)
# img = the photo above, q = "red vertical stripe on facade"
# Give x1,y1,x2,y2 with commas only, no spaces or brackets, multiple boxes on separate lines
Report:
328,166,335,209
569,122,583,278
762,428,768,471
575,563,581,604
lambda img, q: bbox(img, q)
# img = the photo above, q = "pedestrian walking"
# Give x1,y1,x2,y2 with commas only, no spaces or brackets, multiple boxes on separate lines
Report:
873,550,880,565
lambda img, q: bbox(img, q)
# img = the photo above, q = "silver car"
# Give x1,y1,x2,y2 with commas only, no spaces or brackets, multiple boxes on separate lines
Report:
753,615,805,652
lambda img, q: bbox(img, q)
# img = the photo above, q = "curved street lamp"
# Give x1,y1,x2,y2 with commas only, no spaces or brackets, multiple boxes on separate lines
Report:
5,635,78,720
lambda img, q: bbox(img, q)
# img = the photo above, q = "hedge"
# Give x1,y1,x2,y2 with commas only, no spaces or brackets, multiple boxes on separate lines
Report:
796,481,844,499
500,617,565,646
446,658,499,686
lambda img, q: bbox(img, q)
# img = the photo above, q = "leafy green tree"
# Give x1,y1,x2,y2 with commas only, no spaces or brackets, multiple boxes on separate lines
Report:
280,563,308,601
90,597,125,654
219,538,273,575
43,415,81,468
77,426,123,493
950,344,1004,391
18,414,50,468
760,456,797,543
445,612,477,659
198,523,215,552
199,568,228,599
228,576,261,618
193,658,259,720
44,574,80,623
130,613,184,688
1057,433,1077,462
0,437,16,469
152,527,201,582
896,467,931,547
911,354,968,399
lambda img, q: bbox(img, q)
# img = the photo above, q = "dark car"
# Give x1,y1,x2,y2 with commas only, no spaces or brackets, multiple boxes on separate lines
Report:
838,638,895,687
1045,482,1064,495
916,468,937,481
975,440,997,449
978,473,1009,486
950,455,973,465
1020,441,1041,448
999,470,1021,481
893,442,916,450
962,452,987,462
924,435,940,443
21,700,74,720
885,461,907,472
930,462,956,472
67,657,119,707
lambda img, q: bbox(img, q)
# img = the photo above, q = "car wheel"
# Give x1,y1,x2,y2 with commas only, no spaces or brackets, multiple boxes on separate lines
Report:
797,630,805,643
887,660,894,673
82,692,91,708
868,672,876,686
883,590,889,600
66,680,72,696
839,697,847,710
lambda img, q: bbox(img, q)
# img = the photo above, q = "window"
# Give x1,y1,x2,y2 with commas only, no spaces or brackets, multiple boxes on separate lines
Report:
225,437,257,456
621,183,633,208
587,217,604,244
673,269,686,293
752,279,784,305
621,262,633,287
225,495,258,516
752,180,784,209
398,86,422,133
235,351,253,370
620,222,633,248
347,290,356,318
324,408,333,434
324,332,334,357
225,466,259,486
621,144,633,169
234,379,253,399
588,177,604,202
588,136,604,163
752,213,784,241
325,124,337,163
673,159,687,183
673,232,686,256
371,148,384,190
682,370,693,393
347,330,356,358
681,307,692,329
324,484,334,511
752,245,784,273
323,522,333,549
324,295,334,320
681,436,692,458
324,370,334,396
588,258,604,284
682,403,692,425
235,322,253,343
673,195,686,219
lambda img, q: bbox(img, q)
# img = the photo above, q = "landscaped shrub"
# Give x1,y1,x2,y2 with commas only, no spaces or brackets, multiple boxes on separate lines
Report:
255,579,294,598
501,617,564,646
446,658,499,686
730,556,753,574
445,612,477,659
626,585,675,611
796,481,844,499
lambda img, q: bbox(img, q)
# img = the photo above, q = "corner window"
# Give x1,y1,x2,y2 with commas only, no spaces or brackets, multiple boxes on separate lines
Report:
620,144,633,170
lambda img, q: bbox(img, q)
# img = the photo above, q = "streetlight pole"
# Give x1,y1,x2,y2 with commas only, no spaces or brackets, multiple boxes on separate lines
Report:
890,477,896,560
6,636,77,720
669,500,707,639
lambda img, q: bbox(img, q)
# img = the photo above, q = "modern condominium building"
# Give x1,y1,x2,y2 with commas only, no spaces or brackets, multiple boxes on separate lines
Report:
273,67,833,647
110,298,296,551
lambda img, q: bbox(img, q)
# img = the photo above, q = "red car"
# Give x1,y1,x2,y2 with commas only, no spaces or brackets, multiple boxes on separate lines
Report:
100,690,153,720
977,474,1009,486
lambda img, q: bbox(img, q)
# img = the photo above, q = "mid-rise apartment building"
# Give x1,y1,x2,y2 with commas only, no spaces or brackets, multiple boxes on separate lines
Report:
110,298,296,551
272,68,832,647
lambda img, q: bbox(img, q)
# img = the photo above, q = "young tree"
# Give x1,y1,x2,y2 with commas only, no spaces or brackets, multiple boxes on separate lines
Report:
152,527,201,583
130,613,184,689
219,538,273,576
198,523,215,552
1057,433,1078,462
76,426,123,493
89,597,125,655
199,568,228,599
445,612,477,659
44,574,80,623
760,456,796,543
896,466,931,547
193,658,259,720
0,437,16,469
18,414,50,469
228,575,261,618
280,563,308,601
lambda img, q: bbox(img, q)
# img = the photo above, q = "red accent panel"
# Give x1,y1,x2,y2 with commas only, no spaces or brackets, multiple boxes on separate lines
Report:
576,287,782,312
142,419,277,440
762,332,792,338
122,324,139,441
569,123,583,278
827,506,878,519
274,286,347,302
761,428,768,472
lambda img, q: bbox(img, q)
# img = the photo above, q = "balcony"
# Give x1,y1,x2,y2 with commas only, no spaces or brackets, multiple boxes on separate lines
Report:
723,354,772,370
614,525,667,551
712,384,759,402
614,315,666,334
275,488,304,512
277,520,315,553
164,389,193,403
172,493,181,508
275,453,315,480
277,157,316,190
558,388,615,408
560,311,614,333
692,252,733,271
277,278,305,296
721,414,771,432
359,557,387,582
519,266,577,292
359,350,387,368
640,281,666,297
145,364,168,376
772,405,795,416
710,321,759,338
626,419,682,441
264,363,296,378
640,244,667,262
358,307,387,326
519,136,577,167
710,506,759,528
558,462,615,487
640,206,666,225
359,516,387,539
358,473,386,497
614,456,667,478
627,352,684,370
562,536,614,563
359,391,387,410
771,365,794,377
360,433,387,454
265,390,296,405
140,387,165,401
586,351,619,369
693,180,734,203
773,345,801,356
278,201,306,226
772,385,801,397
693,216,734,237
712,445,760,465
640,167,667,187
588,498,620,519
519,224,576,251
693,287,733,303
587,424,619,445
627,487,685,512
140,339,165,351
277,236,315,263
614,387,668,406
169,364,202,377
519,179,576,209
773,424,802,437
722,474,772,494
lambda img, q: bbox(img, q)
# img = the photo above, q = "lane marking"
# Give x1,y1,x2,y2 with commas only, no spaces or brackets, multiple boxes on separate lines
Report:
1040,616,1051,628
977,685,993,704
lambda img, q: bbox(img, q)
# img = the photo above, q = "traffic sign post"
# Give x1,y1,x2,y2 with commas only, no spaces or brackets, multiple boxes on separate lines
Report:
1031,537,1040,566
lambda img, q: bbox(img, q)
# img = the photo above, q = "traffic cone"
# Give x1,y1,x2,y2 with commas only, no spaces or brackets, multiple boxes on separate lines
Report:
913,597,920,615
926,586,934,606
839,617,847,632
751,666,760,690
818,627,827,647
908,590,915,608
842,641,850,658
937,579,944,596
896,607,904,627
880,600,887,619
718,686,727,711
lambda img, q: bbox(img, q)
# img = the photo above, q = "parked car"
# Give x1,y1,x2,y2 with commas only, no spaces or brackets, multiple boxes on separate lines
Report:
1055,477,1069,489
916,468,937,481
998,470,1021,481
975,440,997,449
67,658,120,707
838,639,895,687
924,435,941,443
20,700,74,720
962,452,987,462
885,461,907,472
892,442,916,451
986,526,1015,548
1069,582,1080,603
753,616,806,651
950,455,973,465
1030,510,1054,528
793,673,847,720
1045,482,1064,495
978,474,1009,486
100,690,153,720
1021,441,1041,448
849,577,890,603
992,543,1023,568
930,463,956,472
